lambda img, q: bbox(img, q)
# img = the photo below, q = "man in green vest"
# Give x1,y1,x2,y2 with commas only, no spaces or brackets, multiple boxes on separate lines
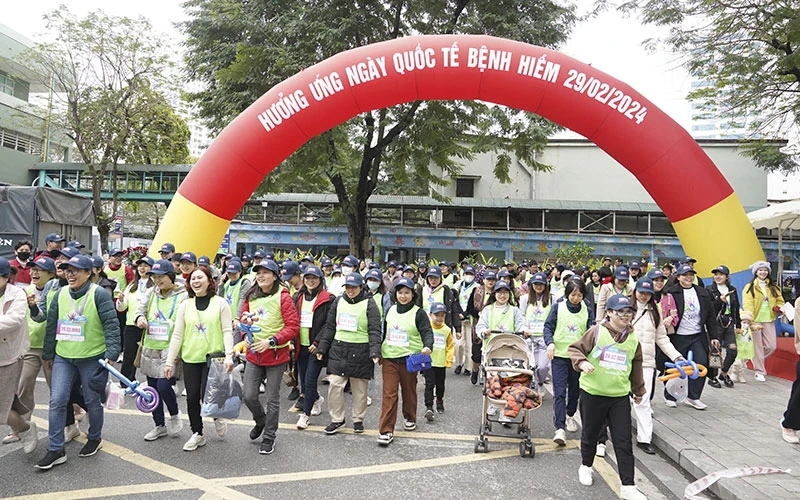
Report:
105,249,133,360
35,255,121,470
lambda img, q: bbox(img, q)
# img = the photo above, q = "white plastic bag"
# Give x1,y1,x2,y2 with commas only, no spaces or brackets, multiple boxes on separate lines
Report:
665,377,688,402
201,360,243,419
105,381,124,410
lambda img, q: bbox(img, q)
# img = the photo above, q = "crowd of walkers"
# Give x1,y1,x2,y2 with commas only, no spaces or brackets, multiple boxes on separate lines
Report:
1,235,799,500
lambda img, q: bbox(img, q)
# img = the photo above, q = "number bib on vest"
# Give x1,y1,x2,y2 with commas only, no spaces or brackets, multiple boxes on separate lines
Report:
337,313,358,332
386,325,410,347
56,318,86,342
595,345,629,371
300,311,313,328
433,331,447,349
148,321,170,341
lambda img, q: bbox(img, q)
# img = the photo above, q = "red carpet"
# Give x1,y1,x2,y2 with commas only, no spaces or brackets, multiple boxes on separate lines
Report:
747,337,798,381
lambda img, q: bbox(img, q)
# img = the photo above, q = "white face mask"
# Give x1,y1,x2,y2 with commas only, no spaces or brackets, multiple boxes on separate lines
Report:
367,280,380,291
341,266,354,275
464,275,475,284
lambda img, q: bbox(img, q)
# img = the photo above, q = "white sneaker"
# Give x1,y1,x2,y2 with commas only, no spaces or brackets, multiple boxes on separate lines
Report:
214,419,227,437
144,426,168,441
553,428,566,445
566,416,578,432
183,432,206,451
311,396,324,416
684,398,707,410
596,443,606,457
781,421,799,444
754,372,766,382
259,383,266,394
664,400,677,408
578,464,593,486
367,396,372,406
167,413,183,436
19,422,38,454
296,413,310,429
64,424,80,443
620,485,648,500
404,419,416,431
2,433,20,444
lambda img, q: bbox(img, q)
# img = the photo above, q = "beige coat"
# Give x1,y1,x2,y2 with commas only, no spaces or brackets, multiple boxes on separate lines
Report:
0,284,29,367
633,302,681,368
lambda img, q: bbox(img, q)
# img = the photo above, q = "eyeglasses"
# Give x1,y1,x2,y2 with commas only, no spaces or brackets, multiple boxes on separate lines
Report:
614,310,634,318
63,268,84,275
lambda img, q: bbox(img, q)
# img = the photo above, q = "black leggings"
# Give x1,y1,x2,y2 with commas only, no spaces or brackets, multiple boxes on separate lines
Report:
423,367,446,407
182,362,209,435
580,390,635,486
120,325,143,382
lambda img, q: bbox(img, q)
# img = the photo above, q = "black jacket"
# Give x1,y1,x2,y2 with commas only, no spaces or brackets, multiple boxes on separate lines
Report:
663,283,720,343
316,290,382,380
415,283,462,332
706,282,741,330
292,288,334,348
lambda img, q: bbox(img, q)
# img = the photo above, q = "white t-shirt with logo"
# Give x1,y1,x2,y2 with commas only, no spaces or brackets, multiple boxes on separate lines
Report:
676,286,702,335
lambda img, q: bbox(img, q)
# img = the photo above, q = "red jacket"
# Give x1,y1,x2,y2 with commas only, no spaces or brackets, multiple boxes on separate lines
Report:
241,288,299,366
9,258,31,284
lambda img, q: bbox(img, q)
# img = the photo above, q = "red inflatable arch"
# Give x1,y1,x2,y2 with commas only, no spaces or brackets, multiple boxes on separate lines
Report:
153,34,763,280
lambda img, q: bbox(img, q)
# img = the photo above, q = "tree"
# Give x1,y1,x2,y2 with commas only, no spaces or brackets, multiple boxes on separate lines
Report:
619,0,800,172
182,0,576,258
24,8,190,253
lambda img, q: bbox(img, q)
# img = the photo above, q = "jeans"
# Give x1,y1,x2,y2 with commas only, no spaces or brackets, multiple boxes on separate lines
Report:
663,333,708,401
183,362,209,435
147,376,180,427
297,345,310,395
301,353,325,416
48,354,107,451
551,356,580,430
243,362,285,442
580,390,636,486
120,325,143,382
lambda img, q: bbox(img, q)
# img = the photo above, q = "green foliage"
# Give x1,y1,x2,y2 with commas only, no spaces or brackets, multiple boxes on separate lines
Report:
182,0,577,256
620,0,800,173
554,239,596,268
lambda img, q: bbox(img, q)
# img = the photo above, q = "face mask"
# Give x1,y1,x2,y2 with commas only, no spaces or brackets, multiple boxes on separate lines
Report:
367,280,379,291
17,252,30,261
464,275,474,284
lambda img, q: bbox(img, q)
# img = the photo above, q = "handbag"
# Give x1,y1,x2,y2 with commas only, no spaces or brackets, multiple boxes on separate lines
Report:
133,341,143,368
406,353,433,372
708,344,723,369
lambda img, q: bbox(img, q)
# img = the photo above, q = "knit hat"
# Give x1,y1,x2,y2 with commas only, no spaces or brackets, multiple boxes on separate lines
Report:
750,260,770,276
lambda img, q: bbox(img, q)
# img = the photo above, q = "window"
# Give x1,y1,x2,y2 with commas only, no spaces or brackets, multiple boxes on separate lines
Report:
455,178,475,197
691,124,716,131
0,127,44,156
0,71,14,96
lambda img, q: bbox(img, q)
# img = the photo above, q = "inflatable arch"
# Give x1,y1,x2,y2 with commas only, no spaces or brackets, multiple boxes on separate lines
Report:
153,35,764,288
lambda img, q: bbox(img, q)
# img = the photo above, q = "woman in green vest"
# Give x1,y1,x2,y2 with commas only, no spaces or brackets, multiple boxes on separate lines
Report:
165,267,234,452
519,272,553,389
216,259,251,330
543,279,595,446
135,259,187,442
568,294,647,500
475,280,526,343
116,256,154,383
377,277,433,446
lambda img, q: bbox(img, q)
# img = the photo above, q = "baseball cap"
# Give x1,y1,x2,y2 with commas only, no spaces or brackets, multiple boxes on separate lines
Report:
320,257,333,267
484,270,498,280
58,246,80,260
331,265,342,275
426,267,442,278
676,264,696,276
135,256,155,267
344,272,364,287
679,256,697,265
58,255,93,271
253,250,265,260
90,256,105,269
226,260,243,273
394,277,415,291
180,252,197,264
67,240,85,249
148,259,174,275
342,255,359,268
387,260,398,268
198,256,211,267
497,269,511,278
417,261,428,268
241,254,252,262
281,261,300,281
646,269,665,280
493,281,511,292
368,262,380,270
264,252,275,261
606,294,634,311
629,260,641,269
529,272,548,285
711,265,730,275
303,265,323,278
635,277,655,293
253,259,280,275
464,266,476,275
613,267,630,281
430,302,447,314
300,254,314,263
28,256,56,274
45,233,65,243
110,248,125,257
159,243,176,254
364,269,382,281
0,257,10,276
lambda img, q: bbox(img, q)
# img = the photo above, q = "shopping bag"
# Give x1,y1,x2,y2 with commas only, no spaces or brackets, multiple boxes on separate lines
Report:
201,360,243,419
105,381,124,410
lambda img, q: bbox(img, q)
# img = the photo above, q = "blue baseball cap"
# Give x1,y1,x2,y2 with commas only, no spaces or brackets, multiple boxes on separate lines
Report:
676,264,696,276
300,254,314,263
493,281,511,292
45,233,65,243
606,294,634,311
430,302,447,314
344,272,364,287
281,260,300,281
331,265,342,275
303,265,323,278
0,257,10,276
148,259,174,275
464,266,476,275
646,269,665,280
529,272,548,285
426,267,442,278
365,269,382,281
241,254,252,262
198,256,211,267
109,248,125,257
711,265,730,275
226,260,243,273
402,265,415,273
484,270,498,280
635,277,655,293
394,277,415,291
253,251,265,260
368,262,380,270
387,260,398,268
135,256,155,267
264,252,275,261
58,255,94,271
417,261,428,269
58,246,80,260
90,256,105,269
179,252,197,264
679,256,697,265
613,267,630,281
320,257,333,267
342,255,359,268
28,256,56,274
497,269,511,278
253,259,280,275
159,243,175,254
67,240,85,249
629,260,641,269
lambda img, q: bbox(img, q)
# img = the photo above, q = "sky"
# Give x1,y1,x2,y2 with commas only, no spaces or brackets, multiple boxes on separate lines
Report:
2,0,693,135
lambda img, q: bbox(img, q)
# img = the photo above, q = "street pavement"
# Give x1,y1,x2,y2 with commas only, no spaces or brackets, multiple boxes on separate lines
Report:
0,363,677,500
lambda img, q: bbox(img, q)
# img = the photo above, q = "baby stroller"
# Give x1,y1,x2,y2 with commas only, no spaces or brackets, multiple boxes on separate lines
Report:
475,332,540,457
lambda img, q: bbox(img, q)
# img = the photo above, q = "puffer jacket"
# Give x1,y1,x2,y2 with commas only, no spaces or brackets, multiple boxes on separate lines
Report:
137,285,187,379
632,301,681,369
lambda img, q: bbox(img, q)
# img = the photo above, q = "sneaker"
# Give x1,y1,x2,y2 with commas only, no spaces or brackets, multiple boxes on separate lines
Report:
578,464,593,486
755,372,766,382
377,432,393,446
366,396,372,407
463,369,471,377
64,424,80,443
425,407,435,422
620,485,648,500
181,387,187,397
19,422,38,454
78,439,102,457
34,449,66,470
664,400,678,408
250,424,265,440
214,419,227,437
259,383,266,394
353,422,365,433
183,432,206,451
288,387,300,400
2,433,20,444
553,428,566,446
324,421,345,435
781,421,799,444
144,426,168,441
470,370,478,385
707,377,722,389
684,398,707,410
454,365,462,375
565,416,578,432
404,419,416,431
595,443,606,457
167,413,183,436
259,439,275,455
436,400,445,414
311,396,324,416
296,414,310,429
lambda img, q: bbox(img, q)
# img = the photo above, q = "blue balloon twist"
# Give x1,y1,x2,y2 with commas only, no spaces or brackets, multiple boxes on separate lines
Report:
663,351,700,380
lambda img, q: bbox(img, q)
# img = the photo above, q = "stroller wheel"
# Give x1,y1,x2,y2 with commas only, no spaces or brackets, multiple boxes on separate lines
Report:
527,442,535,458
519,441,527,457
474,438,481,453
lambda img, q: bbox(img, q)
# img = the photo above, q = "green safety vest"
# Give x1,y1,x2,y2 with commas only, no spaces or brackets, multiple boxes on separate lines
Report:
124,285,145,326
334,298,369,344
580,324,639,397
430,323,451,367
488,303,516,334
104,265,128,298
441,274,456,287
180,296,226,363
372,292,384,320
422,286,445,313
249,293,287,344
550,277,564,299
299,295,316,346
143,289,185,350
524,298,551,337
54,284,106,359
223,278,245,313
382,304,424,359
553,300,588,359
26,284,48,349
458,283,474,313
